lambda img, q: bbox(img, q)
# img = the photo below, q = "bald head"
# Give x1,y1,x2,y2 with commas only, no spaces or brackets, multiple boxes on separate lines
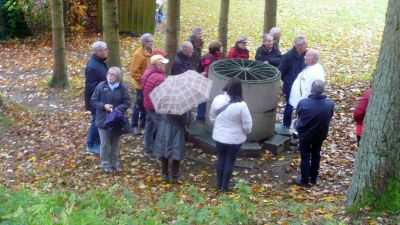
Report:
180,41,194,58
305,48,319,66
311,80,325,95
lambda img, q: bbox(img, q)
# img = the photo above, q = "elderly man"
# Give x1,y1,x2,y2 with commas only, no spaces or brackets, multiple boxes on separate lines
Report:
269,27,281,46
130,33,154,135
289,49,325,108
188,26,204,69
141,55,169,155
279,35,308,128
171,41,194,75
255,33,281,67
84,41,108,153
294,80,334,187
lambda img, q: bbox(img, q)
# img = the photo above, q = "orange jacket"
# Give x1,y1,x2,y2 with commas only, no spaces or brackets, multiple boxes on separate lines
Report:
130,46,151,89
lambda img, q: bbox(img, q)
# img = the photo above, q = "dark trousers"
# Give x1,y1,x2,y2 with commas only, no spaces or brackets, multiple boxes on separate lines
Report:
215,141,241,190
299,139,324,184
283,93,293,128
86,111,100,147
131,89,146,128
357,135,361,146
196,102,207,121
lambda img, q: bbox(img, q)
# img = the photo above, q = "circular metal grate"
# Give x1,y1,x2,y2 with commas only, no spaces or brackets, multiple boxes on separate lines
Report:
210,59,280,83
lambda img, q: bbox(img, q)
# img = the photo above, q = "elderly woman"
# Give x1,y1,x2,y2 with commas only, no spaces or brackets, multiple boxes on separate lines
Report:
255,33,281,67
91,67,131,173
226,36,250,59
209,78,253,192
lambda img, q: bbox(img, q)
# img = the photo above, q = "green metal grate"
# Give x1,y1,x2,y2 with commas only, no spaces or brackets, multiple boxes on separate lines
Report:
210,59,280,84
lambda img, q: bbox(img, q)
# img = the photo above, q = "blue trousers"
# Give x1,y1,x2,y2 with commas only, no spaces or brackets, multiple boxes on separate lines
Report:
131,89,146,128
215,141,241,190
196,102,207,121
300,139,324,183
283,93,293,128
86,111,100,147
144,111,161,154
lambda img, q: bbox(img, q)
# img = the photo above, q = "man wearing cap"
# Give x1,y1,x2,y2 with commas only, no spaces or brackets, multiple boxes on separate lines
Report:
227,36,249,59
141,55,169,155
130,33,154,135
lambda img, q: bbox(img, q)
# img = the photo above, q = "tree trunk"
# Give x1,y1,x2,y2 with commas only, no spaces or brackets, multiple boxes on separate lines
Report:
263,0,277,33
164,0,181,74
218,0,229,57
49,0,68,87
102,0,121,68
347,0,400,213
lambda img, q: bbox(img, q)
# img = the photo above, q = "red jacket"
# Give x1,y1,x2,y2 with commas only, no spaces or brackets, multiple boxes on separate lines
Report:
226,47,249,59
198,53,221,77
141,66,165,112
353,88,371,136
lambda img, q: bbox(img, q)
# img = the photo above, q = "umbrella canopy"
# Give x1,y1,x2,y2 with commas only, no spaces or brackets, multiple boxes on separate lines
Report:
150,70,213,115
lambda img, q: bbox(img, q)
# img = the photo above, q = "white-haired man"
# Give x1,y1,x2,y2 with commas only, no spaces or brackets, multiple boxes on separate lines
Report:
171,41,194,75
130,33,154,135
84,41,108,153
188,26,204,69
289,49,325,108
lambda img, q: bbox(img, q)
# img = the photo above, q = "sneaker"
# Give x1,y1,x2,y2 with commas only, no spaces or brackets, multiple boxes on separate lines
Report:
293,178,310,188
112,166,123,172
132,127,141,135
103,167,113,173
86,145,100,154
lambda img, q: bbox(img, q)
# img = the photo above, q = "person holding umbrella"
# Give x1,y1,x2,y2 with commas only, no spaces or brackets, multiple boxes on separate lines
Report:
150,70,213,183
209,78,253,192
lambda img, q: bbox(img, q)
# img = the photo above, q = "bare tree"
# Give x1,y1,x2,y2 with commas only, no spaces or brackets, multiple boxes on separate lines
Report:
264,0,277,33
218,0,230,57
347,0,400,213
49,0,68,87
164,0,181,74
102,0,121,67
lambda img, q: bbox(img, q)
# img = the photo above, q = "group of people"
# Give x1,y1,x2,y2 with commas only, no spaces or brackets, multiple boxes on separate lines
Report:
84,25,340,190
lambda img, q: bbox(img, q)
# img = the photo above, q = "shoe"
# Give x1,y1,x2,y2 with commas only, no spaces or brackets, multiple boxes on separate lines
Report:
103,167,113,173
113,166,123,172
293,178,310,187
162,174,169,183
310,179,317,185
86,145,100,154
219,187,233,193
170,176,178,184
132,127,141,136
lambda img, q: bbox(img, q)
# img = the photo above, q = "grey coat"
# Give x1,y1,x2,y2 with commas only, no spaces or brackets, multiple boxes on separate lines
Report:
154,115,186,160
91,81,131,129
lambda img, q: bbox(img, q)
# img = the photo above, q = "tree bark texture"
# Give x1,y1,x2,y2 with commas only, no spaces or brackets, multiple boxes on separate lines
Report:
49,0,68,87
264,0,277,33
164,0,181,74
102,0,121,68
218,0,229,57
347,0,400,211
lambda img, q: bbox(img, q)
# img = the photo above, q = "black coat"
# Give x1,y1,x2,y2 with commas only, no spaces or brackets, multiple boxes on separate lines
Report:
296,94,335,142
84,55,108,112
91,81,131,129
279,47,306,96
254,44,281,67
171,51,194,75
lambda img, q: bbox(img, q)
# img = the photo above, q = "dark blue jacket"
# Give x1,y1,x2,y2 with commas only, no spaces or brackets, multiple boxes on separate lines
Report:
104,110,131,137
91,81,131,129
296,94,335,142
255,44,281,67
84,55,108,111
279,47,305,95
171,51,194,75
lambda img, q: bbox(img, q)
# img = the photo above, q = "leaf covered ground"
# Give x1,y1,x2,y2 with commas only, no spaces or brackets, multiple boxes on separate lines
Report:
0,0,397,224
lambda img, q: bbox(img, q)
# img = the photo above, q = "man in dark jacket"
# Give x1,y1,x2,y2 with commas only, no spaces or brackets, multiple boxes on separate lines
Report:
84,41,108,153
255,33,281,67
171,41,194,75
188,26,203,69
279,35,307,128
294,80,334,187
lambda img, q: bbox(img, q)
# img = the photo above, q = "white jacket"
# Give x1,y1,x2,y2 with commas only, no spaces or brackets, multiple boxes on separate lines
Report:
289,63,325,108
209,93,253,144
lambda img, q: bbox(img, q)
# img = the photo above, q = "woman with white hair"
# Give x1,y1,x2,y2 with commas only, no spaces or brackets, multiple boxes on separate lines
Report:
255,33,281,67
91,67,131,173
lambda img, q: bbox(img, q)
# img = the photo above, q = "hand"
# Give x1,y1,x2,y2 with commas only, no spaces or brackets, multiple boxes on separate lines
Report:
104,104,113,112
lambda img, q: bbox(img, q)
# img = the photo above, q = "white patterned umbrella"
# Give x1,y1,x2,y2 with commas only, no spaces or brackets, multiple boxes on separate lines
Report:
149,70,213,115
